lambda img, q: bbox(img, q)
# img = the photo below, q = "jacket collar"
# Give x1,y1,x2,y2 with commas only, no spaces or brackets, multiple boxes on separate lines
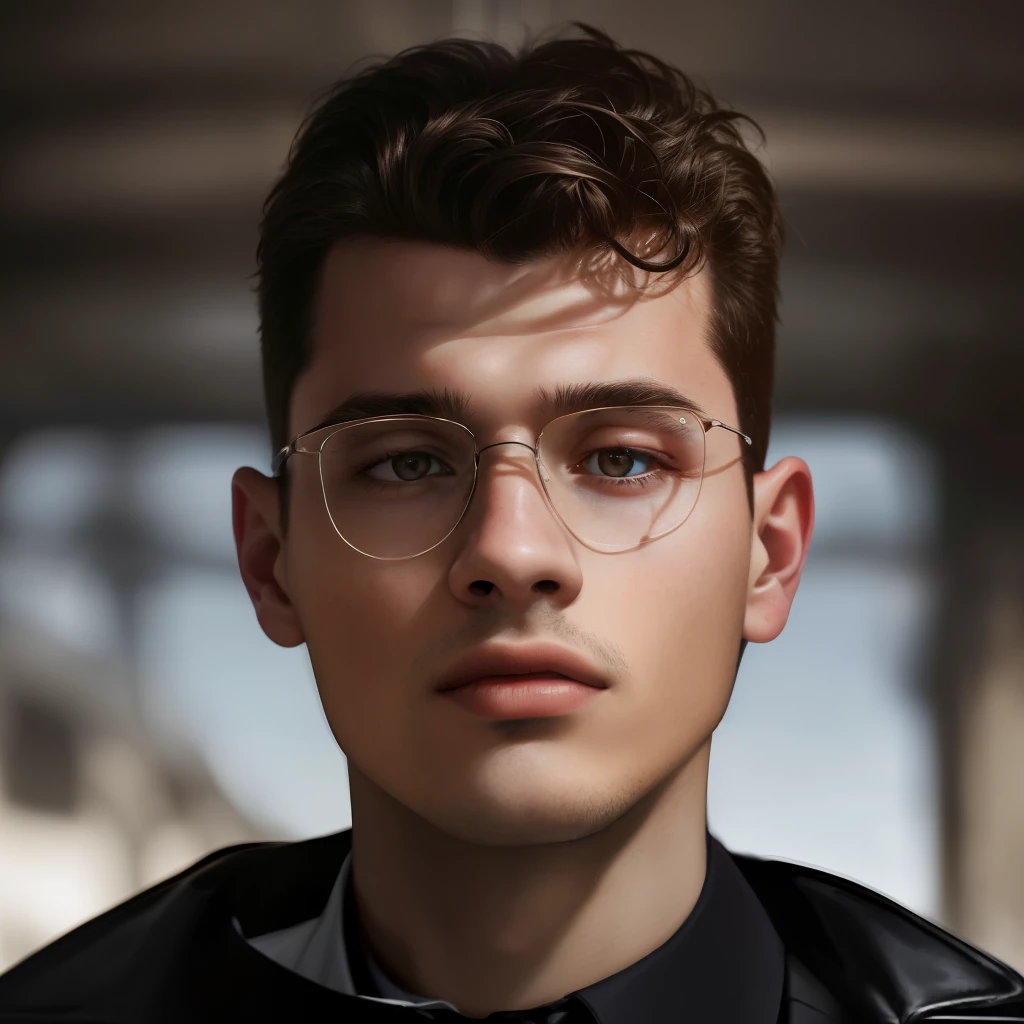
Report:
733,851,1024,1022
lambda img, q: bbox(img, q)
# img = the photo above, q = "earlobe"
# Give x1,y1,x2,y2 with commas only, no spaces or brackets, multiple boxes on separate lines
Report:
231,466,305,648
742,456,815,644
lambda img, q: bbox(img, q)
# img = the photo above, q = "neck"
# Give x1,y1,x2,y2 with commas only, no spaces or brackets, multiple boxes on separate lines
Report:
348,743,711,1019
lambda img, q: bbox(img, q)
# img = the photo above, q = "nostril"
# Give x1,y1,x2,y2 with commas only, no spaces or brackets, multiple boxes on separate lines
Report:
532,579,559,594
469,579,494,595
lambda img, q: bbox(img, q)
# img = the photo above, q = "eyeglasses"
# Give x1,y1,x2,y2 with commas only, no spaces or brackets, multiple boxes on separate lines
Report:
273,406,751,560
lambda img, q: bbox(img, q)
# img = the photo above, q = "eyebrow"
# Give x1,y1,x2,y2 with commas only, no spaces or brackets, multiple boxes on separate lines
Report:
309,378,709,434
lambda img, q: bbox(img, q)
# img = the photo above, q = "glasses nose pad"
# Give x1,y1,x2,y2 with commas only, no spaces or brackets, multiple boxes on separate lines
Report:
475,441,556,510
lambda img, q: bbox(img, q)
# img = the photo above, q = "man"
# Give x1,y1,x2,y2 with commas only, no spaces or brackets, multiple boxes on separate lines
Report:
1,23,1021,1024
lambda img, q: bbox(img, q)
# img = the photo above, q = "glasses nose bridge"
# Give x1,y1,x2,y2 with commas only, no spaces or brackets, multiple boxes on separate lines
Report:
477,437,539,458
474,437,543,478
470,437,548,500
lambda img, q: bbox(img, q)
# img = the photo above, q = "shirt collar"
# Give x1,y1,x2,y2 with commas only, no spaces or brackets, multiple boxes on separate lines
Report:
247,853,457,1012
575,832,785,1022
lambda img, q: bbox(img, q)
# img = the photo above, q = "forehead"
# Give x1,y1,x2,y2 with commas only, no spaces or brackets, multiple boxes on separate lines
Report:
291,237,733,436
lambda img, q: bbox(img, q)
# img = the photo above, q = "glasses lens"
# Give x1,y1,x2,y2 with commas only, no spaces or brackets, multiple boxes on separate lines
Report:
318,417,477,558
537,407,706,552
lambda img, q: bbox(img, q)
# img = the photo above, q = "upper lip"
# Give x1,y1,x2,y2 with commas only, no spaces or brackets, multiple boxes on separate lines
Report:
434,642,609,693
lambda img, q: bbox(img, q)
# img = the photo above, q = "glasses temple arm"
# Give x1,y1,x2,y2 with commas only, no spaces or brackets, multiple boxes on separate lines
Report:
706,419,753,446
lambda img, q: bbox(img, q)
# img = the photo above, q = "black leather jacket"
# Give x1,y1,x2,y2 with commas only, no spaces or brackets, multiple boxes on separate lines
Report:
1,829,1021,1022
734,852,1024,1022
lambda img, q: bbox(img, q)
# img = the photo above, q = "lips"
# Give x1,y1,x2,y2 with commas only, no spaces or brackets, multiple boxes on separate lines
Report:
434,643,608,720
442,675,602,720
434,642,608,694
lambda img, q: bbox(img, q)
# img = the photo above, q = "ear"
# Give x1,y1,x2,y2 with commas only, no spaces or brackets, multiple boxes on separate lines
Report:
743,456,815,644
231,466,305,648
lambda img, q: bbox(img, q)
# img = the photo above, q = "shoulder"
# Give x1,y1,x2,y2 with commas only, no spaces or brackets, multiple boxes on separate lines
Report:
0,831,350,1022
731,850,1024,1022
0,841,266,1007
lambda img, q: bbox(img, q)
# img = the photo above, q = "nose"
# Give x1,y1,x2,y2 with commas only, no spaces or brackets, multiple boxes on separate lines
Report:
447,440,584,610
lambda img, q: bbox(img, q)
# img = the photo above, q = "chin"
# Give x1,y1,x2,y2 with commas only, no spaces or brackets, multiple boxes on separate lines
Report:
410,768,648,847
424,801,627,847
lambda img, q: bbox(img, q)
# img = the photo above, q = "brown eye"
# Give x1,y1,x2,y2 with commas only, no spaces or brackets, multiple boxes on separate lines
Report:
596,449,638,477
391,452,434,480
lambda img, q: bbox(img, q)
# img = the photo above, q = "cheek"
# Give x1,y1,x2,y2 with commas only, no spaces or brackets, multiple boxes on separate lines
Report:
286,475,433,635
284,505,444,742
586,483,750,724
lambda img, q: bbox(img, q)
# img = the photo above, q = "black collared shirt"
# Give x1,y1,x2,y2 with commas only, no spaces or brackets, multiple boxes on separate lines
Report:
341,831,785,1023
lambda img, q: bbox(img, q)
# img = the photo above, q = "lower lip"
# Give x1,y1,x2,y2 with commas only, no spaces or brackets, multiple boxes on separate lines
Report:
442,674,604,720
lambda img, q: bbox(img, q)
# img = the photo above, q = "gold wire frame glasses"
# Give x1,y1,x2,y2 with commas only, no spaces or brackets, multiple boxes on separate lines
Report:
273,406,751,560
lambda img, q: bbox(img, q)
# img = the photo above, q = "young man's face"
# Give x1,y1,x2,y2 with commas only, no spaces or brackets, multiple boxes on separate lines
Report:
236,238,810,845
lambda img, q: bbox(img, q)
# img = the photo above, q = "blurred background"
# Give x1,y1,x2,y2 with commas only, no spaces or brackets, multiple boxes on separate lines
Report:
1,0,1022,975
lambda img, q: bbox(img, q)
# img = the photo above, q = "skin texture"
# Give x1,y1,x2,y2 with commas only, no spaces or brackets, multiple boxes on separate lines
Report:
232,238,815,1017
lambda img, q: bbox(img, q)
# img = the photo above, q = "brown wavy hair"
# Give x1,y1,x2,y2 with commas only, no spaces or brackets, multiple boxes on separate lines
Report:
258,24,783,509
